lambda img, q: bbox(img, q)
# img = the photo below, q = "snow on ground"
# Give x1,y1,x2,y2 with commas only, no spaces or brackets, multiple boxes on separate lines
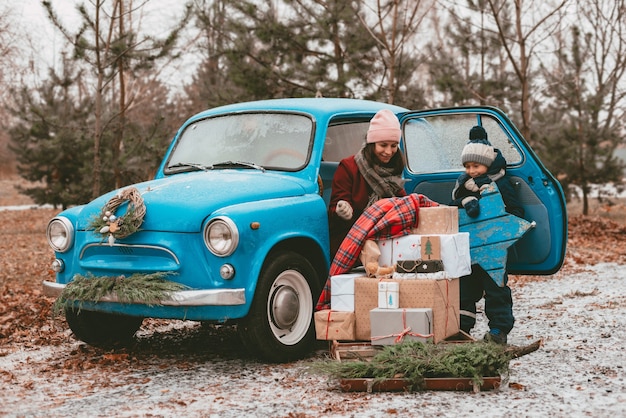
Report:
1,263,625,417
569,183,626,200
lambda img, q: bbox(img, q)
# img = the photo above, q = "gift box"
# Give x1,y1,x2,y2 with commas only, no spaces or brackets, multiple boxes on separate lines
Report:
377,281,399,309
315,310,356,341
413,206,459,234
331,272,365,312
354,277,459,343
370,308,433,345
378,233,471,278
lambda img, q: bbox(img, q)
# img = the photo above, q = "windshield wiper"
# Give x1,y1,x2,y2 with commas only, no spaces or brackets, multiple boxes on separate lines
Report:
211,161,266,172
168,161,266,173
167,162,212,173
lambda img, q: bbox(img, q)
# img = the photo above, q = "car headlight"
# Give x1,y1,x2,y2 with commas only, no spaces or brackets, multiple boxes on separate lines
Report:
47,217,74,252
204,216,239,256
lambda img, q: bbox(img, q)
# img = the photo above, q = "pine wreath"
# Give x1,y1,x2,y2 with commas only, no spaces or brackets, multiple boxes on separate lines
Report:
89,186,146,245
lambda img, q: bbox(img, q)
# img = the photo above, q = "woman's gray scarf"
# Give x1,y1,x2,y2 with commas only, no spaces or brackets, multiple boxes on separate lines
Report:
354,147,405,207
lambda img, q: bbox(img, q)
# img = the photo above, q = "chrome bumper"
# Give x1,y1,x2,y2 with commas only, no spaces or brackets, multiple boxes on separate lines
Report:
42,280,246,306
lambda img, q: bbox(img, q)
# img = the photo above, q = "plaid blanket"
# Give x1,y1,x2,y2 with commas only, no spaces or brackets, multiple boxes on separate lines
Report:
315,193,439,311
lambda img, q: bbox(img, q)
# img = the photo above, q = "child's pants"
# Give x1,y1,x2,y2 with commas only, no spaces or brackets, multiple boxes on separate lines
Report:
459,264,515,334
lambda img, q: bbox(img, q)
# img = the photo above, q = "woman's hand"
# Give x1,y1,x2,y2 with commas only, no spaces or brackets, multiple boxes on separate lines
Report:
336,200,353,220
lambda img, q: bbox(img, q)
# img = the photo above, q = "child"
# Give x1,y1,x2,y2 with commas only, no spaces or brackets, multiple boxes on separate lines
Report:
451,125,524,344
451,126,523,219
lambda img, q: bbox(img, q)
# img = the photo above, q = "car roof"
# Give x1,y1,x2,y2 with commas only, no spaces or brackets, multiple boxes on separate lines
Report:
188,98,409,121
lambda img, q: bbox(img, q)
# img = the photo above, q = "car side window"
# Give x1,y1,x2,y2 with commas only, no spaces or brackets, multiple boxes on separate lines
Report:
403,113,522,174
322,122,370,162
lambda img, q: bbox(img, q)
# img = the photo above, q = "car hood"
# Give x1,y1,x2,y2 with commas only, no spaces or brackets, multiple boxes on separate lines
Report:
78,171,307,233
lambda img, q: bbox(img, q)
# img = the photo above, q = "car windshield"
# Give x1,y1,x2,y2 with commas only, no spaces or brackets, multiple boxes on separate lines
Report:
165,112,313,173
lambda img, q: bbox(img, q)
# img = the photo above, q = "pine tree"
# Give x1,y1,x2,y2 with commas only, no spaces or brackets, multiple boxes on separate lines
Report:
188,0,385,103
8,57,93,208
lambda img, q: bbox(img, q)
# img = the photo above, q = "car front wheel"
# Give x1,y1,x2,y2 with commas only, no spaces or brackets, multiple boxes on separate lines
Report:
239,251,320,363
65,308,143,347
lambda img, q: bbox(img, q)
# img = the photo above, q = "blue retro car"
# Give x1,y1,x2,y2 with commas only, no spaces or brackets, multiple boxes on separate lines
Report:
43,98,567,362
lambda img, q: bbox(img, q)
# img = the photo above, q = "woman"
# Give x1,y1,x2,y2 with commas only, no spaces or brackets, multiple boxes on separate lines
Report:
328,109,406,258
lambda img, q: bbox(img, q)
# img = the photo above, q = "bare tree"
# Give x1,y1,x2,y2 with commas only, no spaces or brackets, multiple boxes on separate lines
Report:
485,0,569,140
0,4,27,176
43,0,190,197
357,0,436,104
425,0,519,109
538,0,626,214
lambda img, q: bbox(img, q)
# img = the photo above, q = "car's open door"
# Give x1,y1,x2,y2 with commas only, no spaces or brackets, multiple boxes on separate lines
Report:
399,106,567,276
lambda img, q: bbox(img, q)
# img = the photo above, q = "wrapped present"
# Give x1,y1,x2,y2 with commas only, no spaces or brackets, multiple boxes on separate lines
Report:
370,308,433,345
355,277,459,343
377,281,399,309
378,233,471,278
315,310,356,341
413,206,459,234
331,272,364,312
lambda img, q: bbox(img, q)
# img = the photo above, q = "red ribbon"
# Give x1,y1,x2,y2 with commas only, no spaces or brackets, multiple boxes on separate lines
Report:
325,310,332,340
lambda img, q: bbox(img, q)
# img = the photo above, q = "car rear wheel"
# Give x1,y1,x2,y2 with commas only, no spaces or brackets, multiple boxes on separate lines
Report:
238,251,320,363
65,308,143,347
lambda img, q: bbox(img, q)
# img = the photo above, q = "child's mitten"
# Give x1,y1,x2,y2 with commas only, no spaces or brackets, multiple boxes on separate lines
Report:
462,196,480,218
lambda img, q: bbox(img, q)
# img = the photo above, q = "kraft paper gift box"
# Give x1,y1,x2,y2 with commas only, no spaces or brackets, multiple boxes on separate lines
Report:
370,308,433,345
412,206,459,235
315,310,356,341
377,233,471,278
354,277,459,343
331,272,365,312
377,281,399,309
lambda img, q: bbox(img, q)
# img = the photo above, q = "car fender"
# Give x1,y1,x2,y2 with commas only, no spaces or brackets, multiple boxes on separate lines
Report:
208,193,330,312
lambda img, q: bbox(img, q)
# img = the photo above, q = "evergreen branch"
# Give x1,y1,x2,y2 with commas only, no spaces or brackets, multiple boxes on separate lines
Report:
309,340,511,390
52,272,188,316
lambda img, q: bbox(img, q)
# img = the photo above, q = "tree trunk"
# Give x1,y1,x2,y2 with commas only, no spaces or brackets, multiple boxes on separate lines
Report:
114,0,126,190
515,0,531,141
92,0,104,199
582,187,589,216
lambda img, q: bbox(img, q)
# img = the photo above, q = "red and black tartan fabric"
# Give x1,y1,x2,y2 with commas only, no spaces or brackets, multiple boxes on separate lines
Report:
315,193,439,311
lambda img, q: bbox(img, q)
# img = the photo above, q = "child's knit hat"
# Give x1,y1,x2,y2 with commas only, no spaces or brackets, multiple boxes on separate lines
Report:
462,126,496,167
367,109,401,143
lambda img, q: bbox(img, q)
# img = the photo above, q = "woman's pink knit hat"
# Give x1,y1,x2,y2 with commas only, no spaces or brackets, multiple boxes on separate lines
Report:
366,109,401,143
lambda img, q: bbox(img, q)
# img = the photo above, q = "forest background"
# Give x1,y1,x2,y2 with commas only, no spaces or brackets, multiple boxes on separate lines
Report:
0,0,624,215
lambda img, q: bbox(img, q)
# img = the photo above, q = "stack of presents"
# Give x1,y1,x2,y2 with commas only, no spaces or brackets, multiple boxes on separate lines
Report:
315,206,470,346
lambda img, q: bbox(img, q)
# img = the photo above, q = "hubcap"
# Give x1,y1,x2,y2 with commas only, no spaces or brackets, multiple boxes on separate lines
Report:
270,285,300,329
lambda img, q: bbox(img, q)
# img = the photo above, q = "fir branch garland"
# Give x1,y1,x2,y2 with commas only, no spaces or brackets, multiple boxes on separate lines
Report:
52,272,188,316
309,340,511,390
